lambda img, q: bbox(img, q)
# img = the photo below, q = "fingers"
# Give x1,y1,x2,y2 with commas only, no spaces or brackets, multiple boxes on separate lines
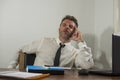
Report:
73,28,79,37
70,28,83,42
71,27,76,36
78,31,83,42
70,28,78,40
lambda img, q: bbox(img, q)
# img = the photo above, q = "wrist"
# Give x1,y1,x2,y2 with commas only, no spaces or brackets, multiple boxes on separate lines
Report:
77,39,84,43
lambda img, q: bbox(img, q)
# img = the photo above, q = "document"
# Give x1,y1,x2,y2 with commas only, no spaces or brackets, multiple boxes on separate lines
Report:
0,71,49,79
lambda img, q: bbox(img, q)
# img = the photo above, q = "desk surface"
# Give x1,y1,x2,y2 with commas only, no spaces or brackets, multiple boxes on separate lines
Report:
0,69,120,80
43,69,120,80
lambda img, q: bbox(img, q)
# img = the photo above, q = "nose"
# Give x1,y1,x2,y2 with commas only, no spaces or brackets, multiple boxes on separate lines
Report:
65,25,71,33
65,25,70,29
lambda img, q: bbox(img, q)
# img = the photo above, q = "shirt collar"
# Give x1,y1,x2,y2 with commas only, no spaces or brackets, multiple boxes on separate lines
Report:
56,38,71,46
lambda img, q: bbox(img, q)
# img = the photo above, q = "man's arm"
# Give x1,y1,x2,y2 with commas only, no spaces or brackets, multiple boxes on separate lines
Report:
75,42,94,69
70,28,94,69
8,38,44,69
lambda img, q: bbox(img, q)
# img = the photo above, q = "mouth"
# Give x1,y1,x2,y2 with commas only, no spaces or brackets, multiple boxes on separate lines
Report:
64,29,71,33
64,30,68,33
63,30,72,37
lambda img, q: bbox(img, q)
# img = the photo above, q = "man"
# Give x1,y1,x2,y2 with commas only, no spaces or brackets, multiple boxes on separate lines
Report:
8,15,94,69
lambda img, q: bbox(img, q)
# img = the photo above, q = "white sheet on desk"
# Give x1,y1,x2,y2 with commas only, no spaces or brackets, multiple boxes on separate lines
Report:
0,71,42,78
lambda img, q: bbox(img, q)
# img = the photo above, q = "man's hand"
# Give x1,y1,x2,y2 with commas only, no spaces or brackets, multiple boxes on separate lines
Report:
70,28,83,43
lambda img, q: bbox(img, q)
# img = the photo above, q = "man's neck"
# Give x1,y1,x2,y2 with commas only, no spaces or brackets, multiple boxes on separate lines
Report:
59,36,71,43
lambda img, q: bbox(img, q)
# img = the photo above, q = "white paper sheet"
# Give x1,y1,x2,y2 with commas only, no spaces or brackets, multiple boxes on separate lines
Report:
0,71,42,79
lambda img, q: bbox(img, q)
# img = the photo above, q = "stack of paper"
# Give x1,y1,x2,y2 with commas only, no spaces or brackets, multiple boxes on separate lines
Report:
0,71,49,79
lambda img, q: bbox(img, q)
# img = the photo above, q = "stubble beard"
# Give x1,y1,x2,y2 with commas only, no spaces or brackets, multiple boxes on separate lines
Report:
60,32,72,42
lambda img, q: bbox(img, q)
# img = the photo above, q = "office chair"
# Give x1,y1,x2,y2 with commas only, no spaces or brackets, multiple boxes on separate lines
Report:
19,51,36,71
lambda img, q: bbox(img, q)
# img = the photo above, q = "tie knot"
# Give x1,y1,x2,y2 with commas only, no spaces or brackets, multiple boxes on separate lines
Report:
59,43,65,47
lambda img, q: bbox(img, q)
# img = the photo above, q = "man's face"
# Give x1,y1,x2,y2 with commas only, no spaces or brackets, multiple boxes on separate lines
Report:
59,19,77,40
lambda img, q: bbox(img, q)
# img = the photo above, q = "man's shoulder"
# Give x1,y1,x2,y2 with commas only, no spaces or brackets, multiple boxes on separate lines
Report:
32,37,56,43
30,37,54,43
41,37,56,42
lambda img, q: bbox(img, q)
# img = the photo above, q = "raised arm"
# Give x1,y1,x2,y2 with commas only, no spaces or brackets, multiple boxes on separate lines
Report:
75,42,94,69
70,28,94,69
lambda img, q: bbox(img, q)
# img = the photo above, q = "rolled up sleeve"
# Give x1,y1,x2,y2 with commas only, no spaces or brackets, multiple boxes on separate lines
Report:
75,41,94,69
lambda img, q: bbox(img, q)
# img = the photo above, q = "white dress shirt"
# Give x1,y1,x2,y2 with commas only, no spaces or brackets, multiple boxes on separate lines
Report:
8,37,94,69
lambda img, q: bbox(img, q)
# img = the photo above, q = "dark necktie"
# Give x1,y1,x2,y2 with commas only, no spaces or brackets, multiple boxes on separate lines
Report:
54,43,65,66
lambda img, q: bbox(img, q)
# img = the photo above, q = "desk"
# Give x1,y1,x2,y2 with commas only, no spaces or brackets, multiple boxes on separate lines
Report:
42,69,120,80
0,69,120,80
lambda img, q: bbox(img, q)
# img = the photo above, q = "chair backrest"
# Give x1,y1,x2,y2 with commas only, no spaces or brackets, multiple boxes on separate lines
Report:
19,51,36,71
24,52,36,67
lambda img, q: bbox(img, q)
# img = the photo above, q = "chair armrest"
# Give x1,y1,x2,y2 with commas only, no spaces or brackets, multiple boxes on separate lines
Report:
18,51,36,71
19,51,25,71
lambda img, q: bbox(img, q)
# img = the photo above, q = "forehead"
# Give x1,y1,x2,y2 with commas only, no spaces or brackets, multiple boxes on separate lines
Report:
61,19,76,26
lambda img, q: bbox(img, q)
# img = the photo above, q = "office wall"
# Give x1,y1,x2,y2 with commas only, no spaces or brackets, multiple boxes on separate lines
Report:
94,0,113,69
114,0,120,33
0,0,95,68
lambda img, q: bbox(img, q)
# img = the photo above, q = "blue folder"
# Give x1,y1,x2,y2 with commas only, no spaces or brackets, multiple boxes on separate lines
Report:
26,65,64,75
